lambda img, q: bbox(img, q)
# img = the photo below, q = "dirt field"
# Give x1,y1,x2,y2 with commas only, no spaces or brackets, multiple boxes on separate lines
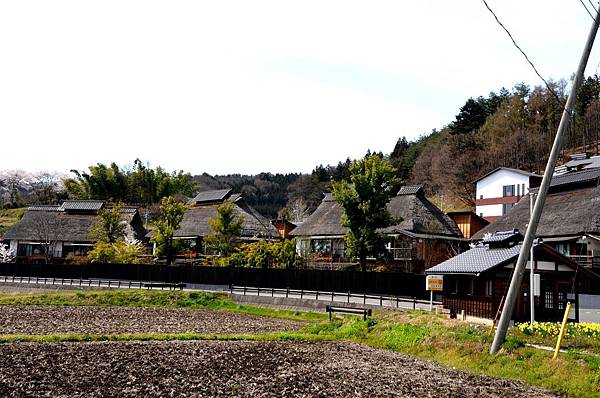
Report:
0,305,306,334
0,340,560,398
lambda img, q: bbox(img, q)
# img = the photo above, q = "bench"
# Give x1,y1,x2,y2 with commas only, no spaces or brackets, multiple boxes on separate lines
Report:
326,305,372,321
143,282,186,290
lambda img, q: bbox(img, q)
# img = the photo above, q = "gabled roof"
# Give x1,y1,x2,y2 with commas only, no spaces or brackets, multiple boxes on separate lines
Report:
547,168,600,190
397,185,423,196
426,243,522,274
290,187,462,239
59,200,104,212
2,202,146,243
174,196,279,239
189,189,232,205
472,167,537,184
28,205,62,212
481,229,521,244
426,238,577,275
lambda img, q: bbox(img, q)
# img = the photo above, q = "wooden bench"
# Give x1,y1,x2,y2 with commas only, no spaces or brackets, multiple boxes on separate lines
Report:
143,282,186,290
326,305,372,321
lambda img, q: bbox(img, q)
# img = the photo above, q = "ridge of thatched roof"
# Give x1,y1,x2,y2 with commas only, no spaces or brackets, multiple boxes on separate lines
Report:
174,197,279,239
472,184,600,240
2,203,146,243
290,188,462,239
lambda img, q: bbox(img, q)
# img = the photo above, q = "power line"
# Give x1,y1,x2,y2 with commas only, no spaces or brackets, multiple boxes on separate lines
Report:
589,0,598,12
578,0,596,21
481,0,563,104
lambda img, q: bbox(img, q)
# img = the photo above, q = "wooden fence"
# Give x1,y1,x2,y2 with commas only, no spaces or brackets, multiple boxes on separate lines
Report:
0,262,428,298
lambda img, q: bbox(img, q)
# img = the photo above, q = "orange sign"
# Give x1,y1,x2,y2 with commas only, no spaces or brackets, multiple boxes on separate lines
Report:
426,275,444,291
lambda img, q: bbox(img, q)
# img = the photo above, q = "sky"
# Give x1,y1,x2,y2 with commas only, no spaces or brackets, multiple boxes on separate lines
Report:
0,1,597,176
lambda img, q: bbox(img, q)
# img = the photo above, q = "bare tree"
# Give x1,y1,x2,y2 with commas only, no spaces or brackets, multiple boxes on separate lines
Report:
287,198,308,222
29,211,66,264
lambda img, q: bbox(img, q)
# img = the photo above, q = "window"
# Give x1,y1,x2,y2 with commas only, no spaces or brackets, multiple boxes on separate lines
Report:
502,203,514,215
517,184,520,196
467,279,475,295
480,213,484,218
503,185,515,197
484,280,493,297
522,184,526,195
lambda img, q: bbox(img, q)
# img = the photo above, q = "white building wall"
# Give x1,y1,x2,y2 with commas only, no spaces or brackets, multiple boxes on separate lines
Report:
475,169,531,218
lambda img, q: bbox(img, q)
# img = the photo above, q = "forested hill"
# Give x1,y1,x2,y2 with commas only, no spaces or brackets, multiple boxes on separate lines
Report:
391,76,600,208
4,76,600,219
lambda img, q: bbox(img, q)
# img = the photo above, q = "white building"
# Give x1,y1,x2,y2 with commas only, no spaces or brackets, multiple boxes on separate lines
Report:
473,167,539,222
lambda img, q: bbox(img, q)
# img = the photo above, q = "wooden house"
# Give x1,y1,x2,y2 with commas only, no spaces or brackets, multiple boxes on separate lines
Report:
447,211,489,239
426,230,594,322
272,219,299,239
173,189,280,254
2,200,146,263
289,185,465,272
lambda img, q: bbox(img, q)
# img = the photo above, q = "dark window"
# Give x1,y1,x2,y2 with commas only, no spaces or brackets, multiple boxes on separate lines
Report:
522,184,526,194
502,203,514,215
517,184,520,196
480,194,483,199
503,185,515,197
484,280,493,297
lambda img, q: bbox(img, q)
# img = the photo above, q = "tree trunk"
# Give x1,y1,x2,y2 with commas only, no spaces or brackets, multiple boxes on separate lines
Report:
360,256,367,273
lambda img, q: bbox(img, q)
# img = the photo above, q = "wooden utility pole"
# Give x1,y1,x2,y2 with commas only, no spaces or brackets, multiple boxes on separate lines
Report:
490,7,600,354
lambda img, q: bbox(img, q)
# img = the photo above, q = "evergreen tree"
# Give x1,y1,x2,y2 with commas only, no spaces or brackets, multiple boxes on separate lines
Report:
205,200,244,256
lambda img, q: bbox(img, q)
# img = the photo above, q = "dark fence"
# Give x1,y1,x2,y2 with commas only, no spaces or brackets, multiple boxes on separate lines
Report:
0,262,428,299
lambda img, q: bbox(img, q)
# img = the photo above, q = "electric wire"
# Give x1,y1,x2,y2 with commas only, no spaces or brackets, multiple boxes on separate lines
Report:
481,0,563,104
578,0,596,21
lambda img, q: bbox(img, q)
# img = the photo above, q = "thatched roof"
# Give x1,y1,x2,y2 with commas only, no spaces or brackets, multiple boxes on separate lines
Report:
174,191,279,240
472,184,600,240
2,203,146,243
290,186,462,239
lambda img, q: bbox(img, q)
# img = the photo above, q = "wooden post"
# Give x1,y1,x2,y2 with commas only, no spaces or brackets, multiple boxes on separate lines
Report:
489,295,506,336
553,302,573,360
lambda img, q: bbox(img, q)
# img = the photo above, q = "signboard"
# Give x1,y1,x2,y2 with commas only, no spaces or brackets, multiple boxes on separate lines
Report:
426,275,444,291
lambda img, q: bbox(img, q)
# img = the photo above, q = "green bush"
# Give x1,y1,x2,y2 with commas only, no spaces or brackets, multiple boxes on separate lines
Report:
228,239,304,269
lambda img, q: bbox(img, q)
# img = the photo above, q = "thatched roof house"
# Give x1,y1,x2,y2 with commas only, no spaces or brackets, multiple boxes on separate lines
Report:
291,186,462,239
289,186,464,272
174,189,279,243
471,168,600,270
2,200,146,261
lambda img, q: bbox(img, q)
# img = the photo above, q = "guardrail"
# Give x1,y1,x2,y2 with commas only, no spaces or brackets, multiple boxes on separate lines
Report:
0,275,185,290
229,285,442,310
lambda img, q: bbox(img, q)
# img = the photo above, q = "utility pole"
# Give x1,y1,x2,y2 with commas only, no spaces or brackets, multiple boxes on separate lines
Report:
490,7,600,354
529,192,535,327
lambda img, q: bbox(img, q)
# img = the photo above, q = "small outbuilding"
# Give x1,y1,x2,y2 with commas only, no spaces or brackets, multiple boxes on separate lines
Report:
426,230,590,322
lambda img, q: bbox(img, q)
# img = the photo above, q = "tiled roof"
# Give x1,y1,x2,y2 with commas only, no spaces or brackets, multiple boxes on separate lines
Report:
426,243,522,274
549,168,600,189
481,229,520,243
189,189,232,204
59,200,104,212
28,205,62,212
397,185,423,196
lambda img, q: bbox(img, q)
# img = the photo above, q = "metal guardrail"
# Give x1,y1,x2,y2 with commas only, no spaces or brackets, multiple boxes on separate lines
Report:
229,285,441,310
0,275,185,290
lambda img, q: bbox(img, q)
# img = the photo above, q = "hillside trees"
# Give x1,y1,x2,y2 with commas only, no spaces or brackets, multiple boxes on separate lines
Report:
64,159,196,204
409,78,600,207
